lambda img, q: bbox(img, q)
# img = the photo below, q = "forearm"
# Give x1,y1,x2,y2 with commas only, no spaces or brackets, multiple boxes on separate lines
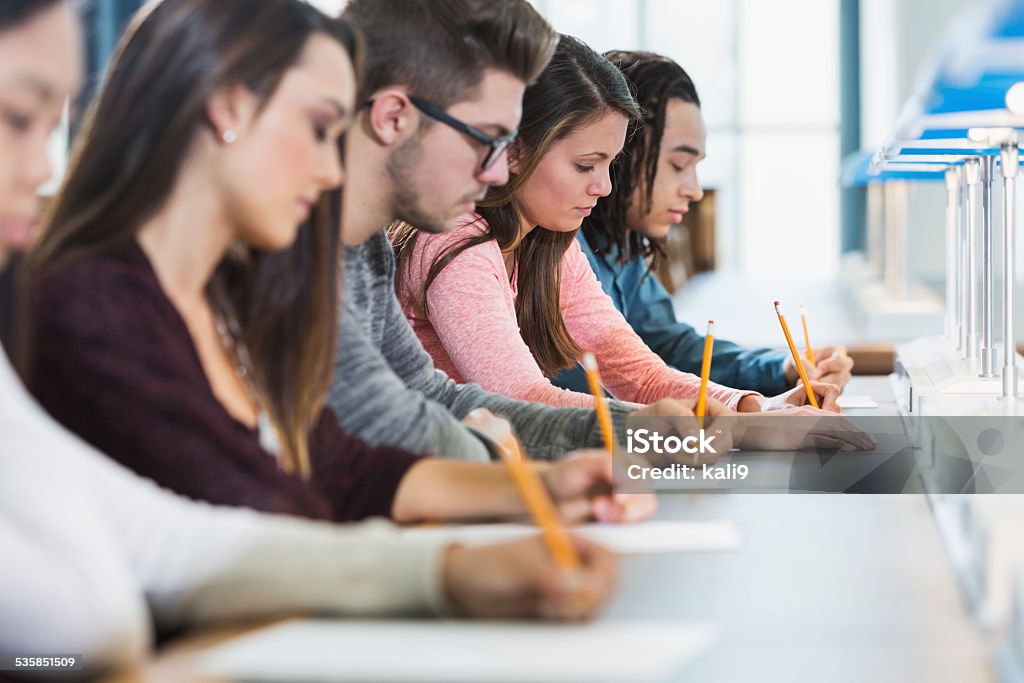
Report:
84,450,451,622
391,459,531,523
328,321,491,461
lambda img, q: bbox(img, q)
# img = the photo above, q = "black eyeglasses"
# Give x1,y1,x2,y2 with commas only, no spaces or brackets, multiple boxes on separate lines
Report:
408,95,517,171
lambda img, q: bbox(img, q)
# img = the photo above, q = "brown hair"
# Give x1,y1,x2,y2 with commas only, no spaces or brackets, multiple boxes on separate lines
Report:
342,0,557,108
586,51,701,265
392,35,641,376
25,0,357,478
0,0,65,30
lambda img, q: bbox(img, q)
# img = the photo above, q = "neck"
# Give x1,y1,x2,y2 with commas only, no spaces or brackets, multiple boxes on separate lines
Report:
341,125,395,246
136,162,234,308
504,206,537,254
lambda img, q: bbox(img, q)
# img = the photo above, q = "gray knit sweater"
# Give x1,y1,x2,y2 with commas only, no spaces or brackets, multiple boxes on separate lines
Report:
326,232,630,462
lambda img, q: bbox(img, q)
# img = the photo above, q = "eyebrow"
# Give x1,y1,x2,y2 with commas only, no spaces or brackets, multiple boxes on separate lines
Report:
314,97,349,119
474,122,513,137
671,144,703,156
8,74,56,102
578,151,611,159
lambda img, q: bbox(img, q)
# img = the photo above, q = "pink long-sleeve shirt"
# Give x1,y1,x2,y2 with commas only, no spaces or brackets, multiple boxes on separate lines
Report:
397,214,758,410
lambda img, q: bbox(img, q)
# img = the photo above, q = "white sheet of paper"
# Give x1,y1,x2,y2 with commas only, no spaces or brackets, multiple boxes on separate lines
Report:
837,394,879,409
399,520,740,554
197,619,716,683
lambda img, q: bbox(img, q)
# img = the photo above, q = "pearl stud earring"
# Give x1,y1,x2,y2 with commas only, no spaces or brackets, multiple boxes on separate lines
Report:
222,129,237,144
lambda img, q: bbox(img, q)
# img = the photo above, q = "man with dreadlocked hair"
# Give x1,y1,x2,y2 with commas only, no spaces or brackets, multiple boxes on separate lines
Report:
552,51,854,396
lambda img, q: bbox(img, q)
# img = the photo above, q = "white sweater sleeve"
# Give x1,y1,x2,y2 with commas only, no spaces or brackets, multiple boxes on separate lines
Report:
0,350,449,671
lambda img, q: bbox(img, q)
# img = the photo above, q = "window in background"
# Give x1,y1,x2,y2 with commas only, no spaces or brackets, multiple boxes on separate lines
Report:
737,0,840,277
83,0,842,279
531,0,841,278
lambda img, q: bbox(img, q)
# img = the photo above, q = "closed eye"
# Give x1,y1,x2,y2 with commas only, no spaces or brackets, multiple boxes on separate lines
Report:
1,106,32,133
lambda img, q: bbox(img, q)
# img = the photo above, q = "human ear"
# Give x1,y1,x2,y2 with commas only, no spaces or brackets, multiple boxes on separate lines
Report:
206,84,258,144
366,89,415,146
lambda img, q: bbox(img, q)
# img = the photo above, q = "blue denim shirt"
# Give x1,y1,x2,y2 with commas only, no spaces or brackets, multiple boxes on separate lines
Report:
551,232,790,396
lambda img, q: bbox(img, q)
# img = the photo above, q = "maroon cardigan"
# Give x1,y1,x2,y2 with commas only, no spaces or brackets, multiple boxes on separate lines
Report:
28,242,423,522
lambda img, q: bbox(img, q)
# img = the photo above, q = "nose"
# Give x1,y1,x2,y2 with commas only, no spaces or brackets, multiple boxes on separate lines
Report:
477,149,510,187
682,169,704,202
316,142,344,190
22,129,54,193
589,168,613,198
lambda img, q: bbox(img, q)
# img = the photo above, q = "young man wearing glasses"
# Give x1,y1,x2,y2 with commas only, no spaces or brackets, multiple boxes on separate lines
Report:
331,0,706,464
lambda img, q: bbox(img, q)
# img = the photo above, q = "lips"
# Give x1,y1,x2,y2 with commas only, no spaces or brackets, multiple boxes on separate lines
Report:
0,216,38,248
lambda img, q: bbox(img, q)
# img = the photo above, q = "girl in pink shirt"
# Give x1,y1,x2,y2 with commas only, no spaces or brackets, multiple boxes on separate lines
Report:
393,35,839,415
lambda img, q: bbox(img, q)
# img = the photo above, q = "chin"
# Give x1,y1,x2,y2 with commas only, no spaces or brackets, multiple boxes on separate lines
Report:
638,223,672,239
256,224,303,252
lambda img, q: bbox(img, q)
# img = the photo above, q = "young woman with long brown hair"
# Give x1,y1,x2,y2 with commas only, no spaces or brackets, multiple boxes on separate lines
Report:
20,0,634,587
551,51,854,397
393,36,845,419
0,0,622,671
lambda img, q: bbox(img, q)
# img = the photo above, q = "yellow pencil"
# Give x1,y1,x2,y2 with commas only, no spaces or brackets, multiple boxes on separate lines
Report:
581,352,615,457
696,320,714,429
775,301,820,409
497,434,581,574
800,306,815,365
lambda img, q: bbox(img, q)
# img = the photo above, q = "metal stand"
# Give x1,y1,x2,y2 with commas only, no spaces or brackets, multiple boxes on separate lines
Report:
1001,141,1019,400
946,167,963,345
964,158,981,361
980,156,998,377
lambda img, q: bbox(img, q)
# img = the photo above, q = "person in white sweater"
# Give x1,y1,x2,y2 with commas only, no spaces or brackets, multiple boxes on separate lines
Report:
0,0,616,675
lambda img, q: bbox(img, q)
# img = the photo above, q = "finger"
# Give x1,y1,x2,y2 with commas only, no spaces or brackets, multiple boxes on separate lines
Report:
802,362,822,381
541,537,617,620
824,344,848,357
570,537,618,605
832,417,877,449
590,496,623,523
810,382,841,412
614,492,658,521
809,421,877,449
559,450,614,490
819,370,852,389
816,355,853,376
562,497,594,523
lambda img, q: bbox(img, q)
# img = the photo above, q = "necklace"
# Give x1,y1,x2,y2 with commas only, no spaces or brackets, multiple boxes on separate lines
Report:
212,308,281,457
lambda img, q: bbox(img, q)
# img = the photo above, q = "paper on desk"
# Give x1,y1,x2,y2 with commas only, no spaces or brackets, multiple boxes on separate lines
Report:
837,394,879,409
399,520,740,554
197,619,716,683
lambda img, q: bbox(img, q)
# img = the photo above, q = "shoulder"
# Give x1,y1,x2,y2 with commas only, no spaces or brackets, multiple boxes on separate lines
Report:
561,233,593,273
346,231,393,282
31,243,174,347
408,213,504,277
34,245,161,326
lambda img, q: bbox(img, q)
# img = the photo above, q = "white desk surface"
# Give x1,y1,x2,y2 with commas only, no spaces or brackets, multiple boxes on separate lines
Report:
110,377,992,683
601,377,990,681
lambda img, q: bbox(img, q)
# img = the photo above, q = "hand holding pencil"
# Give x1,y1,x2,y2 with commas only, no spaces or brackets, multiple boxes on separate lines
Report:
781,305,855,390
769,301,842,412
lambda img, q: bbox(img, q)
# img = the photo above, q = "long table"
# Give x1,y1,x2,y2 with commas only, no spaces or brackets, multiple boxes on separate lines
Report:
108,377,993,682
